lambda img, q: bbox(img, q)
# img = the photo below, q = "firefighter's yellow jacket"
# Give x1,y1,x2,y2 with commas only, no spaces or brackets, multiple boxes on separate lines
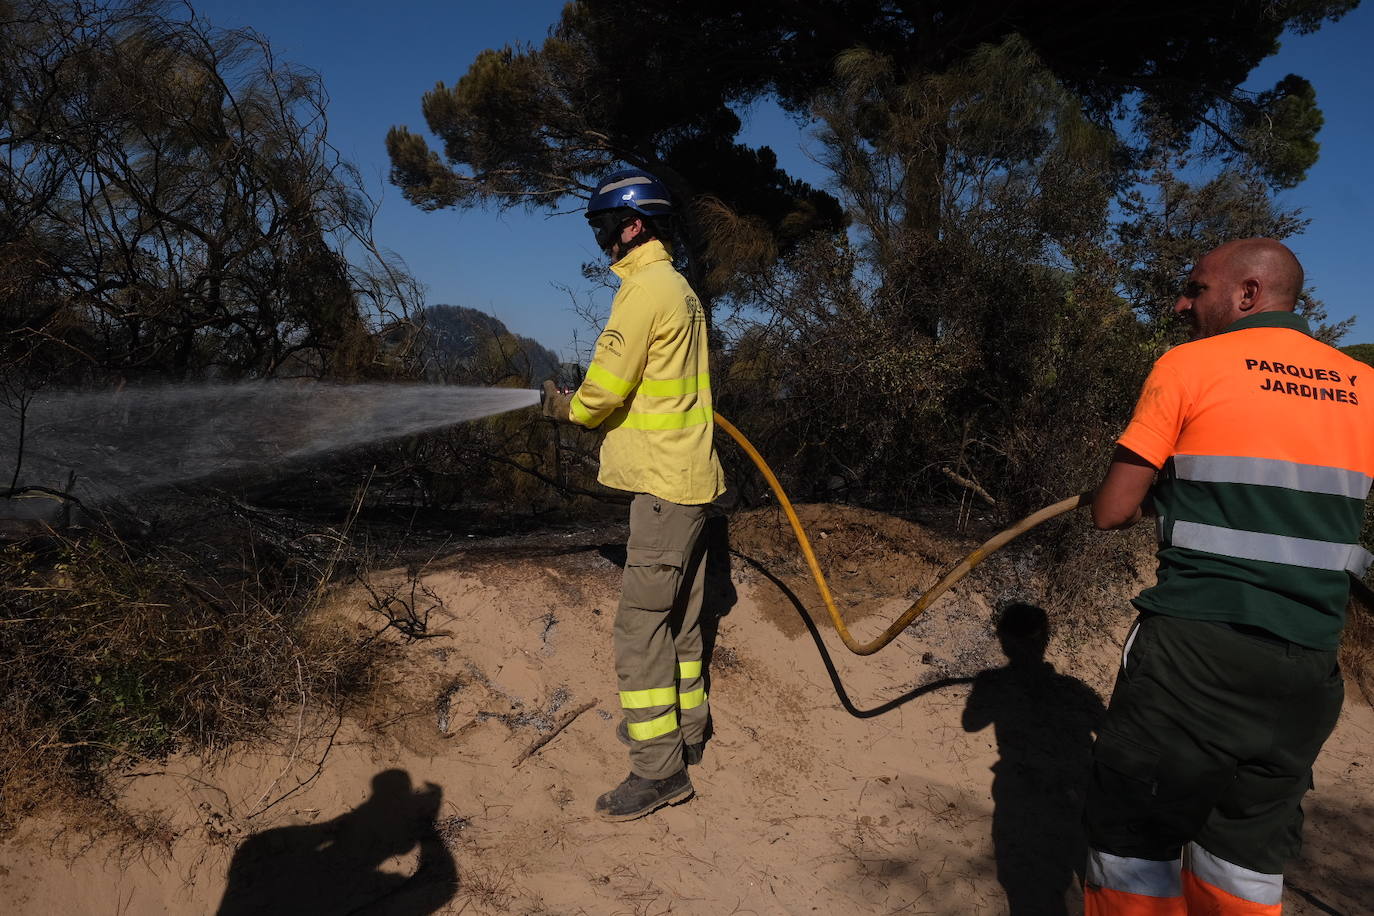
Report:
570,239,724,505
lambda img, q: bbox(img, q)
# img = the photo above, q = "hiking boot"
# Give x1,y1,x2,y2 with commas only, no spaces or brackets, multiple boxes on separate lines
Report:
594,769,693,822
684,741,705,766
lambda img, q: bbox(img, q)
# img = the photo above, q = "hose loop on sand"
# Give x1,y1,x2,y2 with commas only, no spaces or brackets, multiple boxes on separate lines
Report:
714,412,1091,656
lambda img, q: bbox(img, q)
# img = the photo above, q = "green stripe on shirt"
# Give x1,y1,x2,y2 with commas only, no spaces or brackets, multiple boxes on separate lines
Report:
1165,480,1365,544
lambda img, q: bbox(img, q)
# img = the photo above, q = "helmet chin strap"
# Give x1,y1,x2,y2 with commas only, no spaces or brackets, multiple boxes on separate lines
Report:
589,211,655,258
609,221,652,260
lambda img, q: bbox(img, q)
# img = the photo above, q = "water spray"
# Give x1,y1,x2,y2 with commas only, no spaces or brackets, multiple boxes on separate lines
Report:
0,382,538,505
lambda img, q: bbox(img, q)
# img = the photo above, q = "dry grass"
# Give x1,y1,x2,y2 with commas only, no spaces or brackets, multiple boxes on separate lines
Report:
1341,589,1374,706
454,862,517,913
0,499,380,838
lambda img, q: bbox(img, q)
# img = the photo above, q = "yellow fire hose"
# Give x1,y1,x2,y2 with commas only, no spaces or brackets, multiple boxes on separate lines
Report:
713,412,1092,656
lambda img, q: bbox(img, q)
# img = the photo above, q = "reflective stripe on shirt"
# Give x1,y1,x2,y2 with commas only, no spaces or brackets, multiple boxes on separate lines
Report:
1171,520,1373,574
584,364,711,402
1173,454,1372,499
585,362,635,398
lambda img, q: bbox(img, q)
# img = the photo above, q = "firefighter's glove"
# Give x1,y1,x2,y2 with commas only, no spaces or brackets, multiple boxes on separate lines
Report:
541,380,572,423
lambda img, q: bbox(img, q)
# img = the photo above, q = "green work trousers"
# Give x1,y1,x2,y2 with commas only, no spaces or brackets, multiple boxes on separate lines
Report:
1086,612,1343,876
614,493,709,781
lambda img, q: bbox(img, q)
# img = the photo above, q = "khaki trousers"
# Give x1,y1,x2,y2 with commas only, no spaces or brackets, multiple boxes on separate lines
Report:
614,493,709,780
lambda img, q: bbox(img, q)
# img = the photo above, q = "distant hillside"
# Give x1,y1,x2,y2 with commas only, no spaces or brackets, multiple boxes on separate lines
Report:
1341,343,1374,367
421,304,562,384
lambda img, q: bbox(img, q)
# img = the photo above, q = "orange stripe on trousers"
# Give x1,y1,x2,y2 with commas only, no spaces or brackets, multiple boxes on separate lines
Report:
1085,885,1187,916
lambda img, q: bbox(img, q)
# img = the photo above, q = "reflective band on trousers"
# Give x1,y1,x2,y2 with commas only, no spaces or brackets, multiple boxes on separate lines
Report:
678,660,702,679
1184,842,1283,906
678,687,706,710
1171,520,1374,575
620,406,712,431
1173,454,1373,499
625,708,678,741
620,686,677,709
1087,850,1182,898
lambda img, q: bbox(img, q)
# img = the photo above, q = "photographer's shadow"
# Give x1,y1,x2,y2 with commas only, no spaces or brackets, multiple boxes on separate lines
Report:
962,603,1106,916
216,769,457,916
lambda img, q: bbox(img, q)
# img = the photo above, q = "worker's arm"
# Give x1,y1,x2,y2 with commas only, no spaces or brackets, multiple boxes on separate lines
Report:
569,280,652,428
1092,445,1158,530
1096,354,1189,530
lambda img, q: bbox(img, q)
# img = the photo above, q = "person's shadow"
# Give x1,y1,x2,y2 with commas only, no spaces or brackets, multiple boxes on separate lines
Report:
962,603,1106,916
697,514,738,663
598,512,739,748
695,513,738,745
215,769,458,916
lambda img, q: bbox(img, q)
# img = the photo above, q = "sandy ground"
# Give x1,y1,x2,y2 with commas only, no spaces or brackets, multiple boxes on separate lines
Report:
2,505,1371,915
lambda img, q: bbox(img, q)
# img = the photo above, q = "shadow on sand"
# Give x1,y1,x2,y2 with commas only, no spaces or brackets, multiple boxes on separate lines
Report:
598,513,740,748
215,769,457,916
962,602,1106,915
734,551,975,716
740,553,1105,913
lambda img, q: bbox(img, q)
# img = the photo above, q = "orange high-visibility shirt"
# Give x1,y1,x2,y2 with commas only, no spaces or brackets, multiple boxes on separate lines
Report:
1118,311,1374,648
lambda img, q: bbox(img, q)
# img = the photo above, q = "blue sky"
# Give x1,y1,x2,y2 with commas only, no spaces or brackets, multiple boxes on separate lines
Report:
194,1,1374,354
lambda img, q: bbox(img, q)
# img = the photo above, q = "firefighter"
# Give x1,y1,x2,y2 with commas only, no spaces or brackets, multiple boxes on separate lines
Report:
1085,238,1374,913
543,168,724,821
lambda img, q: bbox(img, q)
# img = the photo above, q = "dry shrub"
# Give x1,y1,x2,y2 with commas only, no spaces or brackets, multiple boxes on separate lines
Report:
1341,593,1374,707
1046,526,1374,707
0,502,377,836
692,195,779,300
1041,522,1156,638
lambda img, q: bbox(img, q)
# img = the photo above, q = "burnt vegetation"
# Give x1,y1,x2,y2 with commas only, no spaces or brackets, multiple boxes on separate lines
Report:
0,0,425,829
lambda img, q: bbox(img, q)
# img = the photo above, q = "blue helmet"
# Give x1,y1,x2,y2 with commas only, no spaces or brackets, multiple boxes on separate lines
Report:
586,168,675,219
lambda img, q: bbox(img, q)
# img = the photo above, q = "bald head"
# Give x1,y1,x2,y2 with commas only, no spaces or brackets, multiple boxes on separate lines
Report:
1205,238,1305,311
1175,238,1306,339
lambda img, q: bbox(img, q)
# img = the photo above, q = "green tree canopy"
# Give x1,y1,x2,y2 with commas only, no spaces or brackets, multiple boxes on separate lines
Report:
1341,343,1374,367
388,1,1353,286
2,0,422,385
387,0,1359,514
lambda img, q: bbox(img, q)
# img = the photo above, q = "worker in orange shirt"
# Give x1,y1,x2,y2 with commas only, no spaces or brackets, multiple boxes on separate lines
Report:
1085,238,1374,914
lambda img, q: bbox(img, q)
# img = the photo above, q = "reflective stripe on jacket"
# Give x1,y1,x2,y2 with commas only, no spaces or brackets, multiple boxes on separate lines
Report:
569,240,725,505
